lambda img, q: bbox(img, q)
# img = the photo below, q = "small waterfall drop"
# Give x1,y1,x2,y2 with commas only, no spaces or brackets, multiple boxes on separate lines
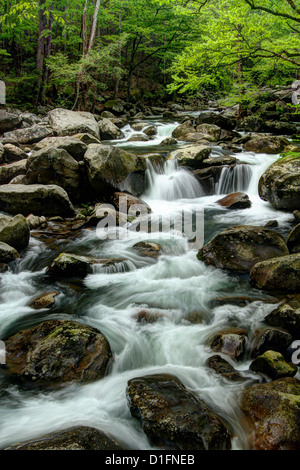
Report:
215,164,253,195
144,159,205,201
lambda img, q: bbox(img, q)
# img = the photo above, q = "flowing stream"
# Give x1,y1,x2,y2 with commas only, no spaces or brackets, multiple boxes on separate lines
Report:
0,114,295,450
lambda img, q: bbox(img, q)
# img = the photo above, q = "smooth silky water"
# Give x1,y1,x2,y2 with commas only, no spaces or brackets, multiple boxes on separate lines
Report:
0,116,295,450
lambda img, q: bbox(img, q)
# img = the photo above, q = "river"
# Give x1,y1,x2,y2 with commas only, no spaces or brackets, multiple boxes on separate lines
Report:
0,112,295,450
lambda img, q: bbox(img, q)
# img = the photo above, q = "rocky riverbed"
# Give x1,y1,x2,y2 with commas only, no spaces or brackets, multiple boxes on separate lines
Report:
0,89,300,450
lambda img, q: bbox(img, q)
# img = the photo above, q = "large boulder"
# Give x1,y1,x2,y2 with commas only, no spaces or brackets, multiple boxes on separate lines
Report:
0,241,19,263
3,124,54,144
26,148,80,201
4,426,125,450
172,120,195,140
0,184,75,217
169,145,211,168
126,374,231,450
249,350,297,380
196,112,235,130
98,118,124,140
84,144,146,196
0,159,27,185
240,378,300,450
0,109,21,133
216,192,252,210
250,253,300,292
287,223,300,254
2,320,112,388
265,302,300,338
34,136,88,161
244,135,289,154
198,225,289,273
3,143,28,163
258,156,300,211
47,253,128,278
48,108,100,139
0,214,30,250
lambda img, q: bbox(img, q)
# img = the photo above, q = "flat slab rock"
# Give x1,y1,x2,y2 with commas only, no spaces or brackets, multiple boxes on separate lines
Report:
126,373,231,450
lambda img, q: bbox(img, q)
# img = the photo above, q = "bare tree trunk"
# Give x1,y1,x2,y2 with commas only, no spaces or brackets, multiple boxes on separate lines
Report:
87,0,101,55
36,0,46,104
114,9,122,99
82,0,88,56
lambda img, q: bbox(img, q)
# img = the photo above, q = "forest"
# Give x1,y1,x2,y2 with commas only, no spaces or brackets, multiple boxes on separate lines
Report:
1,0,300,111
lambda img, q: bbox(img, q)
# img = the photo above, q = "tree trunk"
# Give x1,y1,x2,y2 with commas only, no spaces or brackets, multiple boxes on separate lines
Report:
36,0,46,104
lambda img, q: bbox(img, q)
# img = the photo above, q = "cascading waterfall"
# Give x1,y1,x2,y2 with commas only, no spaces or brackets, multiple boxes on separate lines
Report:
215,164,253,195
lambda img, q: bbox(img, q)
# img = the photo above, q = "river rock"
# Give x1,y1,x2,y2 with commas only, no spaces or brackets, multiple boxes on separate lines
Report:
127,134,150,142
4,426,125,450
3,124,54,144
198,225,289,273
112,192,151,215
126,373,231,450
104,99,124,115
172,120,195,140
132,241,163,258
265,303,300,338
240,377,300,450
0,241,19,263
244,135,289,154
26,148,80,201
47,253,128,278
34,136,88,161
258,156,300,211
0,142,4,163
0,159,27,185
237,116,265,133
28,291,59,310
2,320,112,388
0,214,30,250
73,133,101,145
249,350,297,379
144,125,157,137
48,108,100,139
170,145,211,168
3,143,28,163
160,137,177,146
216,192,252,210
208,328,248,360
84,144,146,196
206,355,245,382
98,118,124,140
250,327,293,358
250,253,300,292
0,184,75,217
195,123,221,141
287,223,300,254
264,121,297,135
196,112,235,130
0,110,21,133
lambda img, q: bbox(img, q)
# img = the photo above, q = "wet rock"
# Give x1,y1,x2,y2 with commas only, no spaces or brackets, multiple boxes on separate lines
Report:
172,120,195,140
287,223,300,254
132,241,163,258
3,143,28,163
237,115,265,133
196,112,235,131
28,291,59,310
170,145,211,168
264,220,279,228
144,125,157,137
85,203,131,227
198,225,289,273
240,377,300,450
265,303,300,338
250,253,300,293
160,137,177,146
244,135,289,154
134,309,163,324
34,136,88,161
112,192,151,214
294,210,300,223
8,174,28,185
4,426,125,450
0,142,4,163
26,148,80,201
127,373,231,450
206,355,245,382
216,192,252,210
3,124,54,145
104,99,124,115
0,110,21,133
84,144,146,197
258,155,300,211
0,214,30,250
264,121,297,135
250,327,293,358
26,214,47,230
73,133,101,145
194,123,221,141
48,108,100,140
98,118,124,140
0,159,27,185
0,184,76,217
127,134,149,142
249,350,297,379
208,328,248,360
47,253,128,278
2,319,112,388
0,241,19,263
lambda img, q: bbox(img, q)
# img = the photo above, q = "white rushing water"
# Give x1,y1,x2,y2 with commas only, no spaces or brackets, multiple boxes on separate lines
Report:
0,116,295,451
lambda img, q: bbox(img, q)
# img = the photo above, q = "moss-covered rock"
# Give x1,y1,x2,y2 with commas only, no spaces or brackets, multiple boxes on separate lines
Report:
249,350,297,379
265,303,300,338
250,327,293,358
2,319,113,388
0,214,30,251
0,241,19,263
126,373,231,450
198,225,289,273
47,253,128,278
287,223,300,254
258,155,300,211
240,377,300,450
250,253,300,292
